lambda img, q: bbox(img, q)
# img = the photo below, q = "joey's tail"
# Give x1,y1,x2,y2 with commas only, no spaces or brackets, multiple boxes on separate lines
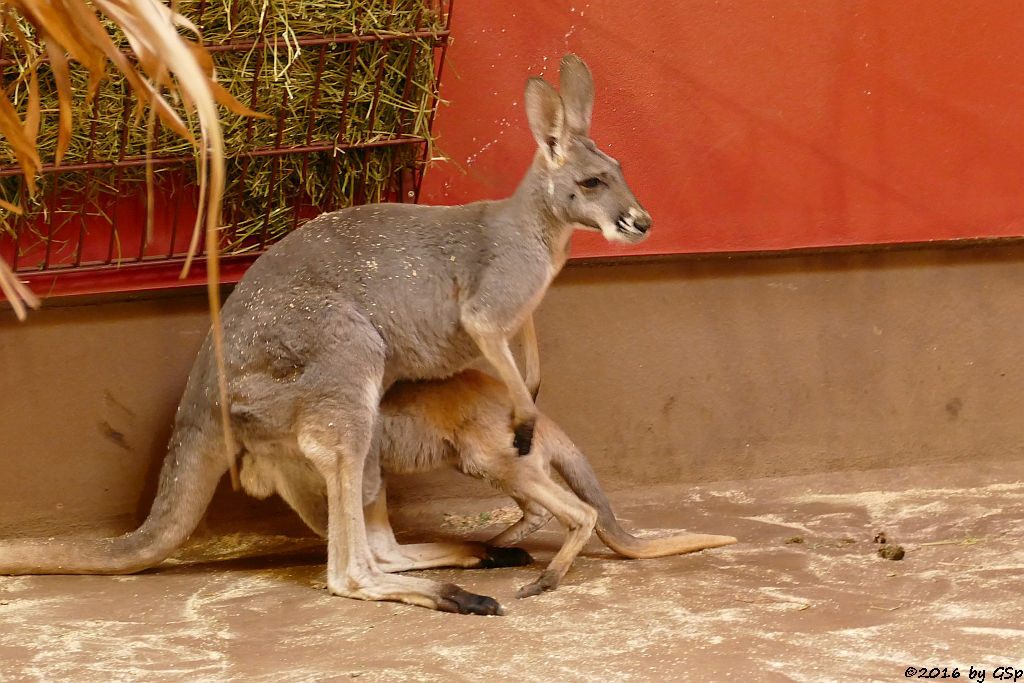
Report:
548,436,737,558
0,429,227,575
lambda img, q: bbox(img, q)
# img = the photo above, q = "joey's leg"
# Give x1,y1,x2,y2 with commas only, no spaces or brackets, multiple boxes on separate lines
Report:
505,461,599,599
462,318,538,455
365,487,532,571
487,497,553,547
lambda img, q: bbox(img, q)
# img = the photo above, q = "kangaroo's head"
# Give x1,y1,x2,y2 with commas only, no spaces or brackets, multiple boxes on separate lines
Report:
524,54,651,244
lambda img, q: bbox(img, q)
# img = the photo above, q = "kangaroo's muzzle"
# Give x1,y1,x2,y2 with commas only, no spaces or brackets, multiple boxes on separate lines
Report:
615,207,652,240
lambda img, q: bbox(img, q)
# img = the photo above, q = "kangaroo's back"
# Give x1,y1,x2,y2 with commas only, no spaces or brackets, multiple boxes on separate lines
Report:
218,201,501,385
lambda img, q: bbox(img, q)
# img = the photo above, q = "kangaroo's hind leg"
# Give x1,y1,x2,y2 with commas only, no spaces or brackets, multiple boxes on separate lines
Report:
299,415,502,613
296,329,502,614
364,486,532,572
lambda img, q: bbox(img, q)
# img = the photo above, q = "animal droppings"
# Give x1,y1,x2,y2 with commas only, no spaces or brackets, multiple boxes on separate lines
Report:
877,545,905,561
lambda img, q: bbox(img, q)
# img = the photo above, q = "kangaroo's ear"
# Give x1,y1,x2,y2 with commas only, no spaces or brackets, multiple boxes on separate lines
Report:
524,76,567,166
559,54,594,136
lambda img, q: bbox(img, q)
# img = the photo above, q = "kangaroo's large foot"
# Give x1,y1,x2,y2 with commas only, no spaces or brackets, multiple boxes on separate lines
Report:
329,568,504,615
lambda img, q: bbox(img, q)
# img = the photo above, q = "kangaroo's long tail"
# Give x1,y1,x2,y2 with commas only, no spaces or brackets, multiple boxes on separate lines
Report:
0,429,226,575
548,435,736,558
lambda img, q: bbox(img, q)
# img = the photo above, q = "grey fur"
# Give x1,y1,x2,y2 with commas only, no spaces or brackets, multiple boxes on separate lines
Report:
0,54,653,614
241,370,738,598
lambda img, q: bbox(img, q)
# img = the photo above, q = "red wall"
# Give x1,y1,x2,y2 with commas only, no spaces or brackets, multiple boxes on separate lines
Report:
420,1,1024,257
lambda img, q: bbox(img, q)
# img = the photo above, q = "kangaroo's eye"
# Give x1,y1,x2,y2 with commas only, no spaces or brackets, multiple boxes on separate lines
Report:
579,177,603,189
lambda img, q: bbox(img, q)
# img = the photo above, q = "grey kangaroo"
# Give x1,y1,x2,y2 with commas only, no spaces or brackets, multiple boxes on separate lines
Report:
0,55,654,614
242,369,738,599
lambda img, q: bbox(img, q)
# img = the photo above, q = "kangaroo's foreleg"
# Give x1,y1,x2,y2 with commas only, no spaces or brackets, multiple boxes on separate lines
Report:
517,314,541,401
365,487,532,572
462,316,538,456
461,268,548,456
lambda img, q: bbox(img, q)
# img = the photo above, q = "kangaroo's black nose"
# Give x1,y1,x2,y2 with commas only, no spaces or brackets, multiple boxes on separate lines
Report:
634,215,651,233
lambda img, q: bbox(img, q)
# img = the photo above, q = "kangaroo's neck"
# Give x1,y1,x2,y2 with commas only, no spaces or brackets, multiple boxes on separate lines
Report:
492,160,575,270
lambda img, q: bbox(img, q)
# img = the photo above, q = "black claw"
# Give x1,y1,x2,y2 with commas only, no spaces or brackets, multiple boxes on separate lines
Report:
513,420,536,456
515,582,545,599
478,546,534,569
515,570,559,599
438,583,504,615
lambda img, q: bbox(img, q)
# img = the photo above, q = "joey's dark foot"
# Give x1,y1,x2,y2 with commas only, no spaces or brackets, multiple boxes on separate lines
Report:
515,570,560,599
478,546,533,569
437,583,504,615
513,419,536,456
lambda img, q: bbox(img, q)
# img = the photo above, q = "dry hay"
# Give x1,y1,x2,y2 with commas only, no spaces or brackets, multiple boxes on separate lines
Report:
0,0,446,256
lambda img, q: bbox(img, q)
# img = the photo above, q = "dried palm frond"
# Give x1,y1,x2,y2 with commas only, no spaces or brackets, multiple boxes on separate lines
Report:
0,0,260,489
0,200,37,320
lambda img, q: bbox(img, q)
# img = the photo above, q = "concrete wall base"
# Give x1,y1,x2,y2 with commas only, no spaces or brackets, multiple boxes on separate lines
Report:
2,242,1022,535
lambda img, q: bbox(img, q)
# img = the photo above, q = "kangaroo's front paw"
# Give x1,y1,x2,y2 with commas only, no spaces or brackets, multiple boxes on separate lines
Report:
512,419,536,456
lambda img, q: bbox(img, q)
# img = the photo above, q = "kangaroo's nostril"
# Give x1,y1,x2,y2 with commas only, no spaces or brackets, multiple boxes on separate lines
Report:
617,212,651,236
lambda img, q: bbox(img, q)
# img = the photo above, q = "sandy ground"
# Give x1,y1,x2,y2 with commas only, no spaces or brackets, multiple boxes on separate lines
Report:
1,459,1022,682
